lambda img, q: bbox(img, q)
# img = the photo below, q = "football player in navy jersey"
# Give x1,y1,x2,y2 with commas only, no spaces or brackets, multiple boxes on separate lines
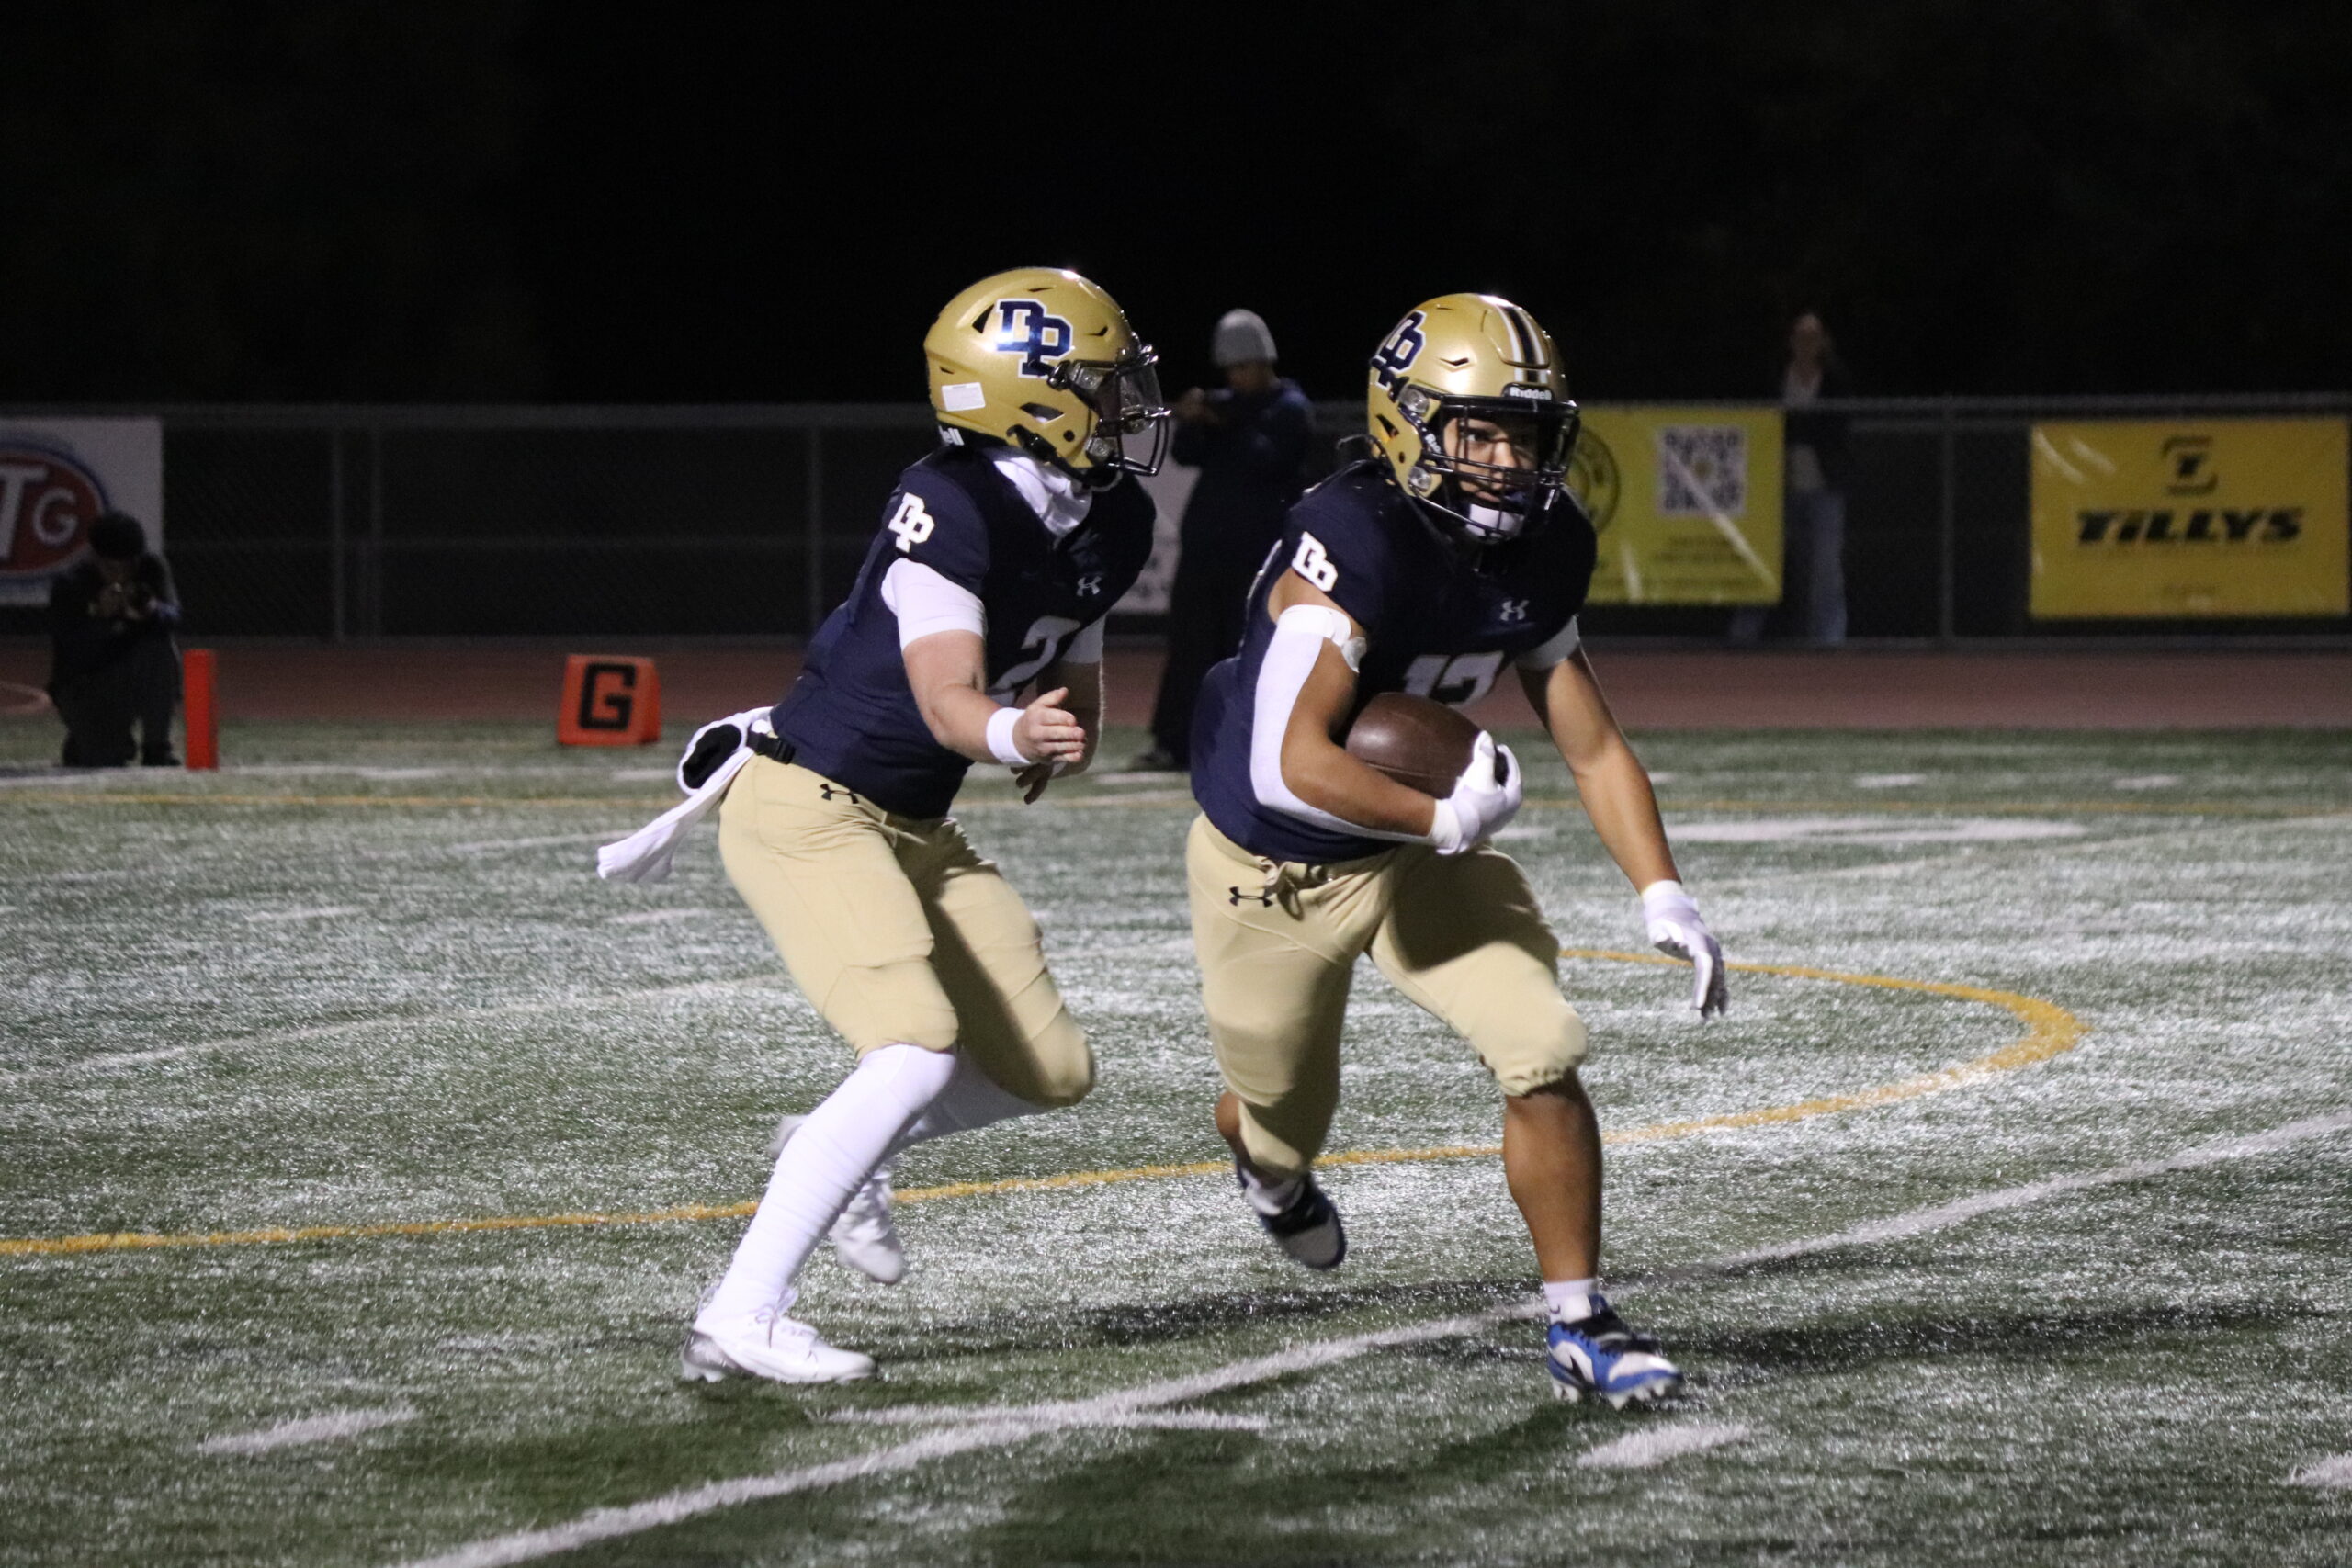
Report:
679,269,1166,1385
1185,294,1726,1408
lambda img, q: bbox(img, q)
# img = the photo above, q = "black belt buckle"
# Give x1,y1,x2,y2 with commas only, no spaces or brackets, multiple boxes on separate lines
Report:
751,730,796,766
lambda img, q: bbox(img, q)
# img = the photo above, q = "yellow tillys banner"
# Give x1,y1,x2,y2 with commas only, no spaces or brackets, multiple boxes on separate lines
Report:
1574,406,1784,604
2030,418,2349,618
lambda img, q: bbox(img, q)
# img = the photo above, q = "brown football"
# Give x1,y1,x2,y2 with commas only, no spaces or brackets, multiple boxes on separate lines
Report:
1344,692,1482,796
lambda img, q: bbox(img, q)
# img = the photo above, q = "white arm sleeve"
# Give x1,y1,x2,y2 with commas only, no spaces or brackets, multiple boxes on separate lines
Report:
1511,614,1581,670
1249,604,1427,843
881,558,986,648
1065,615,1105,664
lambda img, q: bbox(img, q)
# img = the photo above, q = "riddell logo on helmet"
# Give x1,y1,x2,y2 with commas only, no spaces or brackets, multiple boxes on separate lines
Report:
0,440,109,579
2075,509,2302,545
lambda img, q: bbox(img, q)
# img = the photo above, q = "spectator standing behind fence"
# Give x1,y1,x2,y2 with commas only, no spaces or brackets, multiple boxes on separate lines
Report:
47,513,182,767
1732,310,1852,645
1132,310,1313,772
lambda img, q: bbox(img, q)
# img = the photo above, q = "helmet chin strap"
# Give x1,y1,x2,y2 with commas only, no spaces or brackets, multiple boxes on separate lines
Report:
1017,430,1125,492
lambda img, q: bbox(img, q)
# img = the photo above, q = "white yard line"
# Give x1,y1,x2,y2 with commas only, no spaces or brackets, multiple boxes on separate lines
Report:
390,1110,2352,1568
243,906,360,924
1704,807,2351,896
2290,1454,2352,1489
1657,1110,2352,1282
1577,1421,1753,1470
199,1405,415,1455
831,1408,1268,1434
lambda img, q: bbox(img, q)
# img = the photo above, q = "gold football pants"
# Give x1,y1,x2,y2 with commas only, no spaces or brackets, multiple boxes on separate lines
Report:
718,756,1091,1107
1186,814,1587,1179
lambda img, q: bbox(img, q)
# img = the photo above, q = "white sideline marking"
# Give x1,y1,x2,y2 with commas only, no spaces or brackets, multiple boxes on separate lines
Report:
1854,773,1926,788
831,1407,1268,1434
391,1111,2352,1568
2290,1454,2352,1489
243,906,359,924
200,1405,415,1455
2112,774,2181,791
1577,1421,1752,1470
1668,815,2085,846
608,909,710,926
1667,1110,2352,1280
393,1313,1513,1568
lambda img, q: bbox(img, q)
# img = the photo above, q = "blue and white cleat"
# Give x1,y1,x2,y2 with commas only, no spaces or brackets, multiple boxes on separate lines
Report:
1238,1162,1347,1270
1545,1296,1684,1408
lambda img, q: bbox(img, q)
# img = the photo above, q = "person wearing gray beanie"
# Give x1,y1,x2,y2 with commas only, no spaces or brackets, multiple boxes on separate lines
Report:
1135,311,1314,771
1211,309,1279,370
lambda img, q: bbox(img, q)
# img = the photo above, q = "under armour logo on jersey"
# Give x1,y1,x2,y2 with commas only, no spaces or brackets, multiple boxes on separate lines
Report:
1227,885,1277,908
993,299,1075,378
1499,599,1531,622
1076,572,1104,597
1371,310,1428,393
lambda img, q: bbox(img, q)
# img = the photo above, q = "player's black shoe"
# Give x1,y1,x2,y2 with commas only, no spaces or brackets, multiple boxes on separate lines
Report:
1237,1160,1347,1270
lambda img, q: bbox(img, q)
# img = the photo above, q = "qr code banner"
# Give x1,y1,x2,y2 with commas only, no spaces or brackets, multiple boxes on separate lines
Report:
1572,405,1784,606
1657,424,1748,517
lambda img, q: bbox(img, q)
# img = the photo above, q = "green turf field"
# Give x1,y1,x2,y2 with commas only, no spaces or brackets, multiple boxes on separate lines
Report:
4,718,2349,1567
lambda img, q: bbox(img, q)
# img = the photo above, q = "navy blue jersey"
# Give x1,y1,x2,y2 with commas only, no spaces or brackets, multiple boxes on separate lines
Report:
1191,460,1597,864
772,445,1154,818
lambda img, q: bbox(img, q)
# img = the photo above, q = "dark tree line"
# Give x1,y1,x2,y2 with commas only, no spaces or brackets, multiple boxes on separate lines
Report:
4,1,2345,404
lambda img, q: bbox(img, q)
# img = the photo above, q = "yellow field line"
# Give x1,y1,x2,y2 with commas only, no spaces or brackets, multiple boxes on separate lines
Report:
6,789,2342,818
0,953,2082,1260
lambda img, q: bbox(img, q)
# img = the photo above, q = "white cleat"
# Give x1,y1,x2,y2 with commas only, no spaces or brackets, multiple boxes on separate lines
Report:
681,1303,875,1385
770,1112,907,1284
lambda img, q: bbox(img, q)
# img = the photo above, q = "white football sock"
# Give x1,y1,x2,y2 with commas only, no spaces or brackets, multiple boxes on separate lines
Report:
702,1043,957,1324
1240,1167,1305,1217
1544,1278,1601,1321
886,1052,1045,1156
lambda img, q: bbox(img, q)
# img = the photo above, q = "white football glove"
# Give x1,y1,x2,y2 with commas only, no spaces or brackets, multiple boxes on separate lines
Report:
1428,732,1522,855
1641,879,1728,1017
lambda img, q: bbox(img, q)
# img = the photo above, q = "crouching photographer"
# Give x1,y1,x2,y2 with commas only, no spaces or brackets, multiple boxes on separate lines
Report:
48,512,183,767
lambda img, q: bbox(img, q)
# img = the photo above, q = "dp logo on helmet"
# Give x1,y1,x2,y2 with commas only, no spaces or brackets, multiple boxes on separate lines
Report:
993,300,1075,378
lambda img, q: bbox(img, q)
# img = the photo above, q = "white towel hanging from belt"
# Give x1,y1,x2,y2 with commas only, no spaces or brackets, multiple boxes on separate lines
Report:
595,707,774,884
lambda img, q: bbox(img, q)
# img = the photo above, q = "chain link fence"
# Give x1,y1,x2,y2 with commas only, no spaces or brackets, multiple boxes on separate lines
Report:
6,396,2347,640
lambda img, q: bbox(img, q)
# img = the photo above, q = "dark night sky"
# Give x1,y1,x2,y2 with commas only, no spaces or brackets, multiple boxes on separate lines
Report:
4,1,2348,405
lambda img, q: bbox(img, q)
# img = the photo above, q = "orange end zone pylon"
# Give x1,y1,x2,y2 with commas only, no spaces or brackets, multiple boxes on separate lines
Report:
184,648,219,770
558,655,662,746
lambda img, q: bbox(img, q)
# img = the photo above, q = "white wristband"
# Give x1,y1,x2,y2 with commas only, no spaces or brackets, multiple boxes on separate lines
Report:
984,705,1029,767
1427,798,1464,854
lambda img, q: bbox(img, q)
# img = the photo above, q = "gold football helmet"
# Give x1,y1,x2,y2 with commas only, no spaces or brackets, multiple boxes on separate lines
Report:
1365,292,1580,542
924,268,1169,489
